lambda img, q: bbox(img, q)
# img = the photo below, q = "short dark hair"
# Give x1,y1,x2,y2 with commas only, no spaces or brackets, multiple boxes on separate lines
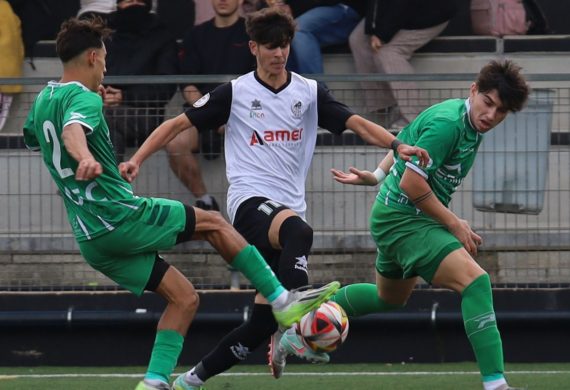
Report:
56,17,112,63
476,60,530,112
245,8,295,49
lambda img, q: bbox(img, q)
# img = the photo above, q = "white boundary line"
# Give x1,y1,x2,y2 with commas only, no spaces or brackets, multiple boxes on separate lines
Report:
1,370,570,379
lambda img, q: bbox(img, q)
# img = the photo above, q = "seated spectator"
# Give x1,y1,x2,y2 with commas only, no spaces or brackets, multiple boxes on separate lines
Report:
8,0,78,61
103,0,177,162
266,0,366,74
166,0,256,211
349,0,457,128
77,0,116,23
0,0,24,131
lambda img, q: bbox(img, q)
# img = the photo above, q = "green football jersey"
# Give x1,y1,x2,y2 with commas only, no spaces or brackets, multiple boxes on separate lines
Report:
379,98,483,213
23,81,144,241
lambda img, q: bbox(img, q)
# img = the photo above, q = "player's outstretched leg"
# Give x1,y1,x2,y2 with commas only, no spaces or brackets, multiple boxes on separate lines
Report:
269,326,330,378
192,208,339,327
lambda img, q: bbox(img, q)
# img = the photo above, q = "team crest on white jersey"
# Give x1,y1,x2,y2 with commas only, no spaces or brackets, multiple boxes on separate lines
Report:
291,99,303,118
193,93,210,108
251,99,262,110
250,99,265,119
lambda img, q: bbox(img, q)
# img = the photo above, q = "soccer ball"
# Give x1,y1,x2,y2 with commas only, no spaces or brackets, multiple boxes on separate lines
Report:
297,301,349,353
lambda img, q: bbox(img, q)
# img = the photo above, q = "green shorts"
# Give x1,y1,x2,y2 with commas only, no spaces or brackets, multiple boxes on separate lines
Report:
369,200,463,283
78,197,187,296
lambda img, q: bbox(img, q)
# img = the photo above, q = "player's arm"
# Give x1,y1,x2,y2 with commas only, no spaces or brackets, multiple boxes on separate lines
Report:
62,123,102,181
315,83,429,166
120,113,192,182
346,115,429,166
121,83,232,182
399,168,481,256
331,150,394,186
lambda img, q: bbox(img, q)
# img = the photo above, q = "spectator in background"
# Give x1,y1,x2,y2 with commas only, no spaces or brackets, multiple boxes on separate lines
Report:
78,0,116,23
349,0,457,128
0,0,24,131
194,0,216,25
166,0,255,211
103,0,177,160
267,0,366,74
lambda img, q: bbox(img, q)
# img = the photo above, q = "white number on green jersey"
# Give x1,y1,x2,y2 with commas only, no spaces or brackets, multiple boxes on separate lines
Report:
43,120,74,179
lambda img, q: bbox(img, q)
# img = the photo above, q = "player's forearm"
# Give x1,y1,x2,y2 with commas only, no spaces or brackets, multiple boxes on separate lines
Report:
62,124,96,163
399,168,461,229
130,114,190,166
347,115,396,149
378,150,394,173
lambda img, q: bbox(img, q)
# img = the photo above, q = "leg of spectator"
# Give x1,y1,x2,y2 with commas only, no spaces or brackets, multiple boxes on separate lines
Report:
349,20,392,120
290,5,359,74
165,128,209,198
373,23,448,124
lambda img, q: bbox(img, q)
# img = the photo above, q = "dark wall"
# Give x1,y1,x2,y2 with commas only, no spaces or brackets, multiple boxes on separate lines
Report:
0,289,569,366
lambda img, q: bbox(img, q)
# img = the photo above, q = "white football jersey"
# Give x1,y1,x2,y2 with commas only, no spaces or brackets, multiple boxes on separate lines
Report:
185,71,352,222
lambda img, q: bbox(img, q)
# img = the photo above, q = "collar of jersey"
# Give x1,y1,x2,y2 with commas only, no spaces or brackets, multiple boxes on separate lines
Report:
253,70,292,94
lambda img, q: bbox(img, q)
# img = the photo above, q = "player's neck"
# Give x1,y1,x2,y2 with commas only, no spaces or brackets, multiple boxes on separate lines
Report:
60,68,96,91
256,69,288,90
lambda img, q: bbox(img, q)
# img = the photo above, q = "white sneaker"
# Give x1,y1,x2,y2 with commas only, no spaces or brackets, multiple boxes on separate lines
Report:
134,378,170,390
268,327,287,379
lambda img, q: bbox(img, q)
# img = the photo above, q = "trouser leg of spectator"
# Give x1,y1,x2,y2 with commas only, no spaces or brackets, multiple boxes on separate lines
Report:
372,22,448,123
291,5,361,74
165,128,208,198
349,20,393,119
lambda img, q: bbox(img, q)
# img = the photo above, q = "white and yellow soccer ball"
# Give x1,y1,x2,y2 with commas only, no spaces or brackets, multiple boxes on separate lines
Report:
297,300,349,353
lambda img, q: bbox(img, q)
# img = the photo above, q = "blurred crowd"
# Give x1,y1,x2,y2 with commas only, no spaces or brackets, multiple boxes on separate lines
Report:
3,0,459,209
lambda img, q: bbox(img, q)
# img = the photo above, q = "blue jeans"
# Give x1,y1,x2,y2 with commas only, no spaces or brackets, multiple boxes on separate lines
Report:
288,4,361,74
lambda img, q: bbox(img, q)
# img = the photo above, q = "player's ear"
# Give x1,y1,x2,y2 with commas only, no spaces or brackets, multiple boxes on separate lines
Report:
87,50,97,66
249,40,257,56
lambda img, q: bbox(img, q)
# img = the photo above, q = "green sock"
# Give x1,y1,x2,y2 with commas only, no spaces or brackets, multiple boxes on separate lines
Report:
145,329,184,383
231,245,284,301
461,274,505,382
330,283,402,317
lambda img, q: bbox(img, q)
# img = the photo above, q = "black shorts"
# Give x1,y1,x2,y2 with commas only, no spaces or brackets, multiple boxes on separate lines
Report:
233,197,288,272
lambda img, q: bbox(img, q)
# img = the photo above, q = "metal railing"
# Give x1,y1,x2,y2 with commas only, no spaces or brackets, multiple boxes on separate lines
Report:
1,74,569,290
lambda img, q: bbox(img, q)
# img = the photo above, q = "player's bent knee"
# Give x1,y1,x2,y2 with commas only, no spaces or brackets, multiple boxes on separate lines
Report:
279,216,313,247
179,290,200,316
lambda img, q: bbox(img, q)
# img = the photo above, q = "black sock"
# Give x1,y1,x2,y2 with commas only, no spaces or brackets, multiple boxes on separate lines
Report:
200,304,277,379
277,216,312,289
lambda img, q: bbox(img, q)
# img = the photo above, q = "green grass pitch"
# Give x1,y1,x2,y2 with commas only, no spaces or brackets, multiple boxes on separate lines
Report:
1,362,569,389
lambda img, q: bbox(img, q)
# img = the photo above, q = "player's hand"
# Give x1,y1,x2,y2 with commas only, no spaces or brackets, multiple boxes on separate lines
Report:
75,157,103,181
396,144,430,167
119,160,140,183
331,167,378,186
449,219,482,257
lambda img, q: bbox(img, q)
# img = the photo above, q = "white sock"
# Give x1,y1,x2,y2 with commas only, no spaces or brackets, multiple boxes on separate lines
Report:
184,368,205,386
483,377,507,390
270,290,290,309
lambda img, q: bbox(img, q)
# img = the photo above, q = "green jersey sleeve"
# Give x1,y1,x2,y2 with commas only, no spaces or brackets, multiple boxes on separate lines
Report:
64,91,104,135
403,118,460,180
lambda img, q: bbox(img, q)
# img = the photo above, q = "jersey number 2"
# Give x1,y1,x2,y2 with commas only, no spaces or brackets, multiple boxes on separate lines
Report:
43,120,74,179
